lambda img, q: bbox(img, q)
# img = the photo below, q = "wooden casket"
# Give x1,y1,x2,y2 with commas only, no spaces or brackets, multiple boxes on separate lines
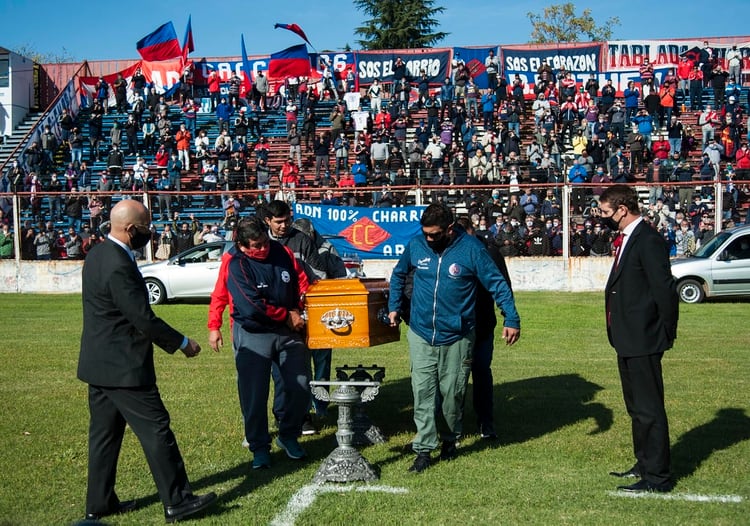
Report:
304,278,400,349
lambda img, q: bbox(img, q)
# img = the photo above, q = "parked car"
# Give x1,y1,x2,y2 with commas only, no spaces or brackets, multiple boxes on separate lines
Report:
140,241,231,305
670,224,750,304
139,240,364,305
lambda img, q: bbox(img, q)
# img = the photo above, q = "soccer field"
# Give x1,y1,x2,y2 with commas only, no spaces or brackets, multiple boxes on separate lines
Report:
0,292,748,525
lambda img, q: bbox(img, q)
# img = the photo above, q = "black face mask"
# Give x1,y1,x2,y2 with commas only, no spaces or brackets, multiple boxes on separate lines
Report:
602,210,622,232
130,228,151,249
426,232,451,253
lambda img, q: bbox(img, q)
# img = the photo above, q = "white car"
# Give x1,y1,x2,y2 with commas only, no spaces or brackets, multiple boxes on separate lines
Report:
139,240,364,305
140,241,231,305
671,224,750,304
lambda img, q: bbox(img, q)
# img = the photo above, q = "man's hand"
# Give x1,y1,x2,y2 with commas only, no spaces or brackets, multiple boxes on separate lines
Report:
287,309,306,332
208,330,223,353
181,338,202,357
387,311,401,328
502,326,521,346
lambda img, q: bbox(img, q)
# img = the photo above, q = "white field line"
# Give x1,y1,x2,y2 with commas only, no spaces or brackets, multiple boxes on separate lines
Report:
270,484,408,526
607,490,744,503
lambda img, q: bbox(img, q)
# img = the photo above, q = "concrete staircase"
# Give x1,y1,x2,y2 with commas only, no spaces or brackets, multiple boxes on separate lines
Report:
0,111,45,169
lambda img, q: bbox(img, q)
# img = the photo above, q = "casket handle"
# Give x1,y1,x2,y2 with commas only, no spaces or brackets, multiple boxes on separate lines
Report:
321,308,355,330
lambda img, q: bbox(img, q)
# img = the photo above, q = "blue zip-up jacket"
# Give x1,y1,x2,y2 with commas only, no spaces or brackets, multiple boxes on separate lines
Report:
226,241,306,333
388,227,520,346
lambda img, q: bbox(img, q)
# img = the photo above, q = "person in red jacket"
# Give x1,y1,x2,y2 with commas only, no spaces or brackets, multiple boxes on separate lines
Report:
207,69,221,111
652,134,671,160
677,56,692,98
174,124,192,173
735,142,750,181
154,144,169,169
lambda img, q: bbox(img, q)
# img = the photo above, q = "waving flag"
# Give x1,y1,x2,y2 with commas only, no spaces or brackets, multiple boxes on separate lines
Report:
182,15,195,61
269,44,311,79
274,23,312,47
136,22,182,62
240,34,253,96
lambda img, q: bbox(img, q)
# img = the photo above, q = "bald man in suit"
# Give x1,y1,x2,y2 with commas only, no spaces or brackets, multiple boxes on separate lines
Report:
78,200,216,522
599,185,679,493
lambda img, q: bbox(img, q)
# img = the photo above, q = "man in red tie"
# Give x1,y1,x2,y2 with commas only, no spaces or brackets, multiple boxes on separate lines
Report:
599,185,679,493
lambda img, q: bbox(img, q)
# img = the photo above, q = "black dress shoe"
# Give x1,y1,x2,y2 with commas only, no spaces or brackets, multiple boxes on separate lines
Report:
84,499,138,520
617,479,673,493
609,465,641,478
164,492,217,523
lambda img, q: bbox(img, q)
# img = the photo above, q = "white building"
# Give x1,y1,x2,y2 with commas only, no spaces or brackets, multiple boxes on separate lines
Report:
0,47,34,140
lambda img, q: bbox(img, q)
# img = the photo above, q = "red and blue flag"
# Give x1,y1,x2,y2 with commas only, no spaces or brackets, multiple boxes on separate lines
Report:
274,23,312,47
182,15,195,61
136,22,182,62
269,44,311,79
240,34,253,96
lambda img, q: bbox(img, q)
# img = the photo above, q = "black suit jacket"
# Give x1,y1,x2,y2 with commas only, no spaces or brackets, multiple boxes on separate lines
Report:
605,221,679,357
78,239,184,387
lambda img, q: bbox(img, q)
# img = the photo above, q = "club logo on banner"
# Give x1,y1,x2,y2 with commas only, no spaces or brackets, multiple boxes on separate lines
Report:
293,204,425,259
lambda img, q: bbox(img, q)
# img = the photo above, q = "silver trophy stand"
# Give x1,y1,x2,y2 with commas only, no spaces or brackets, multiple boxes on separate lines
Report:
310,380,381,483
335,364,387,446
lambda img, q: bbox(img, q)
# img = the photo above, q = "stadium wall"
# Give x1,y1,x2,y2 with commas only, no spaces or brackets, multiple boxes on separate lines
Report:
0,258,612,295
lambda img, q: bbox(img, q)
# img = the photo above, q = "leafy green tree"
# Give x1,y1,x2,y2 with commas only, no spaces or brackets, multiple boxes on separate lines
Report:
527,3,619,43
354,0,448,50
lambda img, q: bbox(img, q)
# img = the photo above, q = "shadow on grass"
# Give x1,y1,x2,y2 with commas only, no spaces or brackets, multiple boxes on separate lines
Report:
672,407,750,482
123,424,369,521
370,373,612,467
490,373,613,446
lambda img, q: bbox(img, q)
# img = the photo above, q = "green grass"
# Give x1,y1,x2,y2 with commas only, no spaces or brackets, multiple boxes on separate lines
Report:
0,293,748,525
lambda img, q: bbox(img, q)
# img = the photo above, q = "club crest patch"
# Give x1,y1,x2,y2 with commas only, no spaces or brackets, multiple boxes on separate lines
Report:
449,263,461,276
281,270,291,283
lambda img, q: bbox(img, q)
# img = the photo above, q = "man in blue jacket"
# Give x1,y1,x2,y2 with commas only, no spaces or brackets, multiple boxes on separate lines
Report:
388,204,520,473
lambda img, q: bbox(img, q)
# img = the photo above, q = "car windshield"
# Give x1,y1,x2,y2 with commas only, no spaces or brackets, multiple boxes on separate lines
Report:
691,231,731,258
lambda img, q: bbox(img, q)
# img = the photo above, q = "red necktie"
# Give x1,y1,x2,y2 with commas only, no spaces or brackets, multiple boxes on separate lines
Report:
608,233,625,327
612,233,625,270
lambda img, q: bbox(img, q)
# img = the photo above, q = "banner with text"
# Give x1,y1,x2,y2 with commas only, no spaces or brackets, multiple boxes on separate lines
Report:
355,49,451,86
311,51,357,82
606,38,750,71
19,80,80,172
293,203,425,259
500,43,604,97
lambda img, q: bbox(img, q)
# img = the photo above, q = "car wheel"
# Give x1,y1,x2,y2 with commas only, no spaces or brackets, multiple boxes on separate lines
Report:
145,278,166,305
677,279,705,304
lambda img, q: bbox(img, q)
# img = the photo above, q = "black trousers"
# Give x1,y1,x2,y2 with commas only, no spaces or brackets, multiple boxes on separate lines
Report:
617,353,671,485
86,384,192,515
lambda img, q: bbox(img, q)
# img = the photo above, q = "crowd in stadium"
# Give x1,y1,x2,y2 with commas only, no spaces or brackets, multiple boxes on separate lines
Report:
2,40,750,261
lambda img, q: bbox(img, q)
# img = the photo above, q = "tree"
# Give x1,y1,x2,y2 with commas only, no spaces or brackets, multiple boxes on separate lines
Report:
11,43,76,64
527,3,620,44
354,0,448,50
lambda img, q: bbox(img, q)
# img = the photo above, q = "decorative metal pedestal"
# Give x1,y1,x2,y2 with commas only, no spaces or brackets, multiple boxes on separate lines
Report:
335,364,386,446
310,380,381,483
